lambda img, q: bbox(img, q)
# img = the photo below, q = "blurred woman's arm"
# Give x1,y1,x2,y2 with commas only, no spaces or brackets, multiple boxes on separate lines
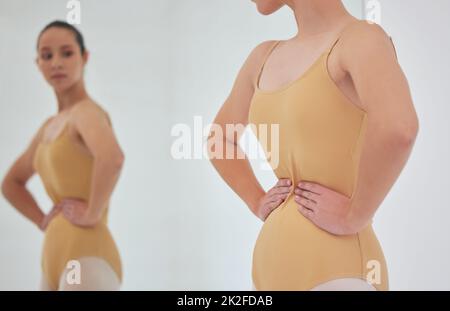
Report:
2,119,52,230
61,101,124,226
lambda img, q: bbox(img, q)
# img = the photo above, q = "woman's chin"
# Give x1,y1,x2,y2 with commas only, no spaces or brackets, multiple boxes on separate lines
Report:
258,9,274,16
255,4,283,16
49,80,73,93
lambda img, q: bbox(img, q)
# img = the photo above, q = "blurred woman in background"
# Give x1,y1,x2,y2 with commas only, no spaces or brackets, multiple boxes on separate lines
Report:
2,21,125,291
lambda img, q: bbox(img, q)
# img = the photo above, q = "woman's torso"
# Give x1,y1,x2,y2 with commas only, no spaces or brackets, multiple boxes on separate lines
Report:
248,20,389,290
33,107,110,228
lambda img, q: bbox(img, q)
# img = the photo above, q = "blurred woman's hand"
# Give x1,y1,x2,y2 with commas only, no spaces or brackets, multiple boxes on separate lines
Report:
39,204,62,232
59,198,101,227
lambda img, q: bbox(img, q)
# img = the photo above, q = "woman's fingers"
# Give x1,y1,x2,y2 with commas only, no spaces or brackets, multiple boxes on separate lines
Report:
48,206,61,222
294,194,316,212
61,201,76,220
52,203,62,213
294,187,318,203
40,204,62,231
58,199,87,225
272,185,292,195
264,192,290,216
267,199,283,211
259,179,293,221
297,204,315,220
261,200,281,220
60,199,82,216
266,193,288,204
265,179,293,208
62,208,70,219
276,179,291,188
268,182,292,198
47,206,61,226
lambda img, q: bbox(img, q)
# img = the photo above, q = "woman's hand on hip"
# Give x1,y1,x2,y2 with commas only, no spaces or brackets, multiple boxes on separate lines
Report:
59,198,101,227
256,179,292,222
294,181,356,235
39,204,62,232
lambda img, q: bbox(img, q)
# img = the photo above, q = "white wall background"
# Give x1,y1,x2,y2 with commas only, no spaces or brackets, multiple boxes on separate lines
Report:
0,0,447,291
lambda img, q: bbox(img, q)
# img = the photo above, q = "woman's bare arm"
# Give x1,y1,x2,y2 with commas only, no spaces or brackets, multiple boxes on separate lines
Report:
1,119,52,229
70,101,124,221
341,23,419,231
208,41,280,217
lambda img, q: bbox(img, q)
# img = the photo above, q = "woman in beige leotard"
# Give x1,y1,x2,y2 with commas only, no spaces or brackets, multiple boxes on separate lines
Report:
209,0,419,290
2,21,124,290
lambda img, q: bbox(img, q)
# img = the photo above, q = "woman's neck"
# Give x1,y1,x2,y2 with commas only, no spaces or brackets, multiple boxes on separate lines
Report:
287,0,356,39
55,79,89,113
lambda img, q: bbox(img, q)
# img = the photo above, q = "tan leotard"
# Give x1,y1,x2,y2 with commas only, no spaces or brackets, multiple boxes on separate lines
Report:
248,21,393,291
33,115,122,290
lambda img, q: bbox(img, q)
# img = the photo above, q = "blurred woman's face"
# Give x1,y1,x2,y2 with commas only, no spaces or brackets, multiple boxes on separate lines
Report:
36,27,88,93
251,0,285,15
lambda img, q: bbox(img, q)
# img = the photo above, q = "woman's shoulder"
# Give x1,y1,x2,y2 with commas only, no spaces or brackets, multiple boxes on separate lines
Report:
253,40,280,52
343,19,392,39
250,40,280,62
71,99,112,126
239,40,280,82
338,19,398,64
341,19,395,52
35,116,55,139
